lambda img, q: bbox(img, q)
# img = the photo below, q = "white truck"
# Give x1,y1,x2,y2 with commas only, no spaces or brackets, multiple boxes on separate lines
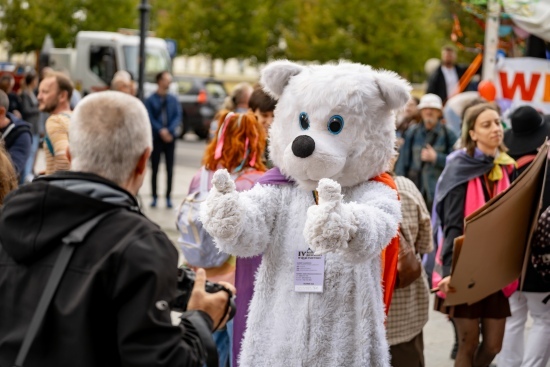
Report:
47,30,173,97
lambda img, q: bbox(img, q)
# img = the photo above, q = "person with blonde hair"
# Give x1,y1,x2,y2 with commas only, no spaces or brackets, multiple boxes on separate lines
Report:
0,142,17,205
433,103,515,367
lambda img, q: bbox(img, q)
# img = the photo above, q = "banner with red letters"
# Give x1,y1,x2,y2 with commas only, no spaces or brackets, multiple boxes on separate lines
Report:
496,57,550,114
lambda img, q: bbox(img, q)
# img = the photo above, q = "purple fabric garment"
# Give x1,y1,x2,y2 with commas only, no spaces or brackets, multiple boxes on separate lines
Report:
255,166,294,185
232,166,292,367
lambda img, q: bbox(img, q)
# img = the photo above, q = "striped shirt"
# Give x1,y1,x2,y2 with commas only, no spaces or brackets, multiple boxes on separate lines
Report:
44,113,71,175
386,175,433,345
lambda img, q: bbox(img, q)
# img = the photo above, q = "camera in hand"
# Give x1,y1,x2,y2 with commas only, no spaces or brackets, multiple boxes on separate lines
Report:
172,266,236,321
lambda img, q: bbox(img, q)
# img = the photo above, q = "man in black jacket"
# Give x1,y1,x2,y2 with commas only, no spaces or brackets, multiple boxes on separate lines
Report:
0,91,233,366
427,45,467,103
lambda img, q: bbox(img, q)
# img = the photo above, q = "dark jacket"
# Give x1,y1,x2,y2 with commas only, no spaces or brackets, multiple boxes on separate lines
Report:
426,65,467,102
20,90,40,135
0,172,213,367
0,112,32,177
145,92,182,139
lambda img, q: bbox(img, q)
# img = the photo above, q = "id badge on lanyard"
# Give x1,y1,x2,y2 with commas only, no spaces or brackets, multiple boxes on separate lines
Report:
294,190,325,293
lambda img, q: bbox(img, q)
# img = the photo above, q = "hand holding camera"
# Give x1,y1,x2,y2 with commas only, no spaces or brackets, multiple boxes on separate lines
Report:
173,267,236,331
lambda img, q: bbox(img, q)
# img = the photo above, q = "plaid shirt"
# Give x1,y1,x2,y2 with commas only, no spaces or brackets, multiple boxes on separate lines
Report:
386,176,433,345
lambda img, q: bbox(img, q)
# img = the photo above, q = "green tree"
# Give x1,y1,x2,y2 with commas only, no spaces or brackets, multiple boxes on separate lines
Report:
0,0,139,54
155,0,295,62
284,0,446,79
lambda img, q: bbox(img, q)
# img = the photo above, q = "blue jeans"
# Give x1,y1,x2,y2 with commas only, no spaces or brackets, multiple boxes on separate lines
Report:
211,319,233,367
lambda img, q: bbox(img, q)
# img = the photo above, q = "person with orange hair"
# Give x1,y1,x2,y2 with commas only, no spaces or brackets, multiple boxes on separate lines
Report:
182,110,266,367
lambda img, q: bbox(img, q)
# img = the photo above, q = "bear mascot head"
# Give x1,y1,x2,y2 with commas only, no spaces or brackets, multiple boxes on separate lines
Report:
261,60,411,189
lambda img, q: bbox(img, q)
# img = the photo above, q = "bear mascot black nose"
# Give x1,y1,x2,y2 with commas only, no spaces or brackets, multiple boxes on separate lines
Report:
292,135,316,158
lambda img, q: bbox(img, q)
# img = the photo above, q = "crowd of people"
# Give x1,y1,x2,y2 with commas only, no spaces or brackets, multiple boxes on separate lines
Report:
0,52,549,367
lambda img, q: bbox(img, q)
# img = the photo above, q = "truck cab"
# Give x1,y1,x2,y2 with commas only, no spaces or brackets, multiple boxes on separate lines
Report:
48,31,173,97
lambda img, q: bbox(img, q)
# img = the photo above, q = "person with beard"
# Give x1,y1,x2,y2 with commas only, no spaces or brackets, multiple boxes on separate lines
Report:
37,72,73,175
395,93,457,211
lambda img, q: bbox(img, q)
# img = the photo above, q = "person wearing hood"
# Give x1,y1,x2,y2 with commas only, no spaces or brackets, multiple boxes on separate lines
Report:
498,106,550,367
0,89,32,180
0,91,234,367
433,103,516,367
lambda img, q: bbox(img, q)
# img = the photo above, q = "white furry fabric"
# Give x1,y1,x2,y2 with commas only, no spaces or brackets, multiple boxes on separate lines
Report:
201,60,410,367
202,173,401,366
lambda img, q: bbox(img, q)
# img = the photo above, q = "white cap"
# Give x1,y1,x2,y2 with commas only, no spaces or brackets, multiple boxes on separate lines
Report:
417,93,443,111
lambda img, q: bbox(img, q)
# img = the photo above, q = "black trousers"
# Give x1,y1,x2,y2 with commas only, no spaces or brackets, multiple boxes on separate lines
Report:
151,137,175,199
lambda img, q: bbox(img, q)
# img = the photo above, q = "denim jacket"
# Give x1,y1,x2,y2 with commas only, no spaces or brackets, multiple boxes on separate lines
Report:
144,92,182,139
395,121,457,207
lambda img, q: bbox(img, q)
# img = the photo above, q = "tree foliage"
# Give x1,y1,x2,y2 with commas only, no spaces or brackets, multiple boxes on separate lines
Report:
156,0,452,78
0,0,139,53
284,0,446,78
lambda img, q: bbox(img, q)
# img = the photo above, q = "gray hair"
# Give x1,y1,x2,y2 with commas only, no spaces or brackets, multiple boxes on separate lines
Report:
0,90,9,111
69,91,153,185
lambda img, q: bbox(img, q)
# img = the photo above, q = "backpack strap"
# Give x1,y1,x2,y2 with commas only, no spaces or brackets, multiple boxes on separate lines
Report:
13,210,116,367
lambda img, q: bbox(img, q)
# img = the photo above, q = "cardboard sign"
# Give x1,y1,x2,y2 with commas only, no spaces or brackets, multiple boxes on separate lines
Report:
445,142,549,306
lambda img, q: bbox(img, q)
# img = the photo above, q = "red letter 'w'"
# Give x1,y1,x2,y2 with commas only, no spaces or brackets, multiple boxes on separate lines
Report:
499,72,541,101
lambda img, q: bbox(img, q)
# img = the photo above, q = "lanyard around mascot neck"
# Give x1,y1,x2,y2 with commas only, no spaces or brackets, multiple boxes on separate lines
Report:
312,190,319,205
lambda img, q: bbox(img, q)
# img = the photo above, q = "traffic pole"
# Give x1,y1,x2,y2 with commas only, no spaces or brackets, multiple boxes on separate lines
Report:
138,0,151,101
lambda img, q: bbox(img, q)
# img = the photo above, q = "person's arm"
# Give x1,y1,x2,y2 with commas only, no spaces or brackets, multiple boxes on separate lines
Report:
113,231,226,367
304,179,401,264
201,170,281,258
441,183,466,277
8,131,31,177
45,116,70,172
168,96,182,138
145,96,162,136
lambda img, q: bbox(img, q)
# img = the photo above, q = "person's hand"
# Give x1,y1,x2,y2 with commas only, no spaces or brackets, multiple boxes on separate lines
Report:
159,128,173,143
437,276,456,294
421,144,437,163
187,268,235,330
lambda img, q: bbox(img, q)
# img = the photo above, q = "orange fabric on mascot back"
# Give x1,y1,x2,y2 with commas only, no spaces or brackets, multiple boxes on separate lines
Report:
371,173,399,315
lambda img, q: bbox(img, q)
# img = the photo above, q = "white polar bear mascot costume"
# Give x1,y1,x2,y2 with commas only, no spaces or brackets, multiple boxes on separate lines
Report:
201,60,411,367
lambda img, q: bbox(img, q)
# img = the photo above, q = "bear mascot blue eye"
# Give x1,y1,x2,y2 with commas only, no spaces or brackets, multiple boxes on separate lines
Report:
327,115,344,135
299,112,310,130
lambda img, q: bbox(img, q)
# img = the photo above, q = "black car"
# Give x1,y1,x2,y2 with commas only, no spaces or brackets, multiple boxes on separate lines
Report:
174,75,227,139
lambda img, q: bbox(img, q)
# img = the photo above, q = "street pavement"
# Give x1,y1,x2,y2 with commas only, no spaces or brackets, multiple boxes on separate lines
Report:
35,136,540,366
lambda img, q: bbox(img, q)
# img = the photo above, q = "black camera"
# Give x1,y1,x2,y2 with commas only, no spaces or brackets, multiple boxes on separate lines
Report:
172,266,236,322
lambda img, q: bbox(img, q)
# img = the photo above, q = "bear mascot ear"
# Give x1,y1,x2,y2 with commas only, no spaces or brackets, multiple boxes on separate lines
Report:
373,70,412,110
261,60,305,99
